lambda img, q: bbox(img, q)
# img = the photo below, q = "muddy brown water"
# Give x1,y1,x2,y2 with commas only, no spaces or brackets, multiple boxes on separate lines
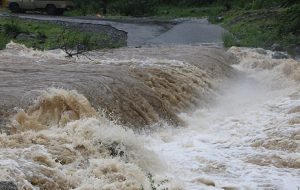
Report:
0,43,299,190
0,43,235,130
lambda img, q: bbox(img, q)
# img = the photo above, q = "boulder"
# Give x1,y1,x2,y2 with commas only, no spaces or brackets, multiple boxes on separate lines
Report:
271,43,282,51
294,46,300,59
255,48,267,55
16,33,32,40
272,51,288,59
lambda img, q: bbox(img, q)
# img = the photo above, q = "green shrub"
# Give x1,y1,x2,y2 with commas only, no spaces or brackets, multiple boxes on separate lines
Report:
222,32,239,47
3,20,23,37
70,0,106,15
251,0,265,9
108,0,158,16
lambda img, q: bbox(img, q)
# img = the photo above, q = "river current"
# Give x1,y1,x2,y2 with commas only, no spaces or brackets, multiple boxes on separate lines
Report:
0,43,299,190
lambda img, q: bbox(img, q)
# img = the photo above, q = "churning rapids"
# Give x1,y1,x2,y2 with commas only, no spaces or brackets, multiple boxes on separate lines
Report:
0,42,299,190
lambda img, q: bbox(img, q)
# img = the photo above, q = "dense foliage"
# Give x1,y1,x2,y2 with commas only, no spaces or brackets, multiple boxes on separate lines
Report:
68,0,299,16
70,0,106,15
108,0,158,16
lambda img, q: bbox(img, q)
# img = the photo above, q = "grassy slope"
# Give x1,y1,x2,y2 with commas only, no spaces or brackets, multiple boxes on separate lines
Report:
220,5,300,55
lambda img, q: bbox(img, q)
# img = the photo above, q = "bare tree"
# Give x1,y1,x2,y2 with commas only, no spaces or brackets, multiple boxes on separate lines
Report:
58,28,93,60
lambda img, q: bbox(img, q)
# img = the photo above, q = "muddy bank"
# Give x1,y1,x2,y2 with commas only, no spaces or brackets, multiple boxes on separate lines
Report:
0,43,234,130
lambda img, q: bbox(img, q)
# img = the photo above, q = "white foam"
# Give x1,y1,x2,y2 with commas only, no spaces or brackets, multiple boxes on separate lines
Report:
149,47,300,190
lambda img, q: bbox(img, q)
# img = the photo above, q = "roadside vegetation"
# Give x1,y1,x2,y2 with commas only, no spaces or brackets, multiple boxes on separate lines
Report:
0,17,125,51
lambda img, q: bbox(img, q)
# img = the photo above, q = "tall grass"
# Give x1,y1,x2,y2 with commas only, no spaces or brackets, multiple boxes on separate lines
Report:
0,33,9,50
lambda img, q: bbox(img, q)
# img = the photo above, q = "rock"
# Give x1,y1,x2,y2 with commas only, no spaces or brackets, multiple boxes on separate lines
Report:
16,32,47,44
294,46,300,54
271,43,282,51
255,48,267,55
272,52,288,59
29,33,38,38
0,182,18,190
294,46,300,59
16,33,31,40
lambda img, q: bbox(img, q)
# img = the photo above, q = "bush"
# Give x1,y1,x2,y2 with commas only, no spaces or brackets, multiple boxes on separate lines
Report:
251,0,265,9
3,20,23,38
222,32,239,47
71,0,106,15
108,0,158,16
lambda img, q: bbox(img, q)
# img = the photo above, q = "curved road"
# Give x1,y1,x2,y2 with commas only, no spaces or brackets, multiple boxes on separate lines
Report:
1,14,226,47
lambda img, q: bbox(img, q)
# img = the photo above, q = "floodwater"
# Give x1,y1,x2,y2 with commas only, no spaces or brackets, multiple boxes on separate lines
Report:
149,47,300,189
0,43,299,190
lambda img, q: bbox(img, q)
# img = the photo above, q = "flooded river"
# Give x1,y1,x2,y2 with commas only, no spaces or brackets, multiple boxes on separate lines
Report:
0,43,299,190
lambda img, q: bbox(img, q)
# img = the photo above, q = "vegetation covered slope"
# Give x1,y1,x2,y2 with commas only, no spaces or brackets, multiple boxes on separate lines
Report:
214,1,300,55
